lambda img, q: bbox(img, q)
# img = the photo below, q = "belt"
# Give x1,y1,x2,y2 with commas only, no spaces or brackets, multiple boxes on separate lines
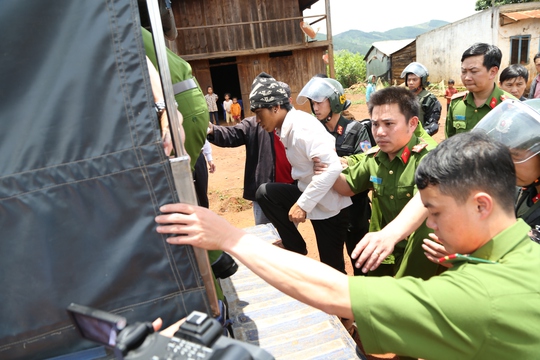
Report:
173,78,197,95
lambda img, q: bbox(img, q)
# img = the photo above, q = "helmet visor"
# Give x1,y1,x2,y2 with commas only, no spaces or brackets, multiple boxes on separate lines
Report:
473,99,540,163
297,77,339,105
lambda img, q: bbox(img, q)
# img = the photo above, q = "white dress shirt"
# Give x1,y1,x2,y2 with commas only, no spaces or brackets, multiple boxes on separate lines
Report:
276,109,351,219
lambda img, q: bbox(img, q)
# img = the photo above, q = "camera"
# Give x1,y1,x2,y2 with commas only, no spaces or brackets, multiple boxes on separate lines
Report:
67,303,274,360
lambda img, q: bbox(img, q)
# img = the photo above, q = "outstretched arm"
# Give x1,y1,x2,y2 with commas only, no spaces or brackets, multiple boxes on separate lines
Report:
155,203,353,318
351,192,428,273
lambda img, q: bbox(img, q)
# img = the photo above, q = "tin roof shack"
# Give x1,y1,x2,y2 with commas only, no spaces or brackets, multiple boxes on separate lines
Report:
365,39,415,85
416,2,540,87
170,0,332,116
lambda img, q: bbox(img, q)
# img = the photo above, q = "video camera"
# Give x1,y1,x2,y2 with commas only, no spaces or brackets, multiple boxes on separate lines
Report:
67,303,274,360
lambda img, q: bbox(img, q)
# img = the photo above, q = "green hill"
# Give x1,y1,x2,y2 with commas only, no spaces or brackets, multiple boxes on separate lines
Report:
319,20,449,55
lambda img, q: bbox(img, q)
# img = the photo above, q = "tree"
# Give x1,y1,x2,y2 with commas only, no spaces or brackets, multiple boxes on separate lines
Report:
334,50,366,88
475,0,535,10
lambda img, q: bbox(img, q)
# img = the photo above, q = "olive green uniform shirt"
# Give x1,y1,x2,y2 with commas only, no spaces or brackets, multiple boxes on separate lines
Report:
445,85,512,138
349,219,540,360
142,28,208,171
343,134,438,279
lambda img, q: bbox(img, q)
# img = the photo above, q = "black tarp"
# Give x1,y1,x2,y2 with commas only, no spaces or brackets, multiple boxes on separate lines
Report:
0,1,211,358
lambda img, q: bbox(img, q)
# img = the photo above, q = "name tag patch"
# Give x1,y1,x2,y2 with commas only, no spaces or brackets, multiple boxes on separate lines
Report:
370,175,382,184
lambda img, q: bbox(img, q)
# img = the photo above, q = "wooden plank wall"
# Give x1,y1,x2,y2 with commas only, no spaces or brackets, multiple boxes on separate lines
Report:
237,47,327,116
172,0,305,56
189,47,327,117
391,42,416,86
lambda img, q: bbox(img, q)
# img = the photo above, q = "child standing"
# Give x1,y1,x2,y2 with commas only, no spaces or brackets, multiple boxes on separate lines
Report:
223,93,233,124
444,79,458,111
205,86,219,125
231,97,242,123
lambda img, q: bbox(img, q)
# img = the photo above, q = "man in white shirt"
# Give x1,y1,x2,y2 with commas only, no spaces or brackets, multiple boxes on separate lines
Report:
251,72,352,273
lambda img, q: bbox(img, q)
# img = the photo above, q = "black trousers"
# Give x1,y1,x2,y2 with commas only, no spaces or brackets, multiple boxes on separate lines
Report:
345,191,371,276
256,182,348,273
193,152,209,208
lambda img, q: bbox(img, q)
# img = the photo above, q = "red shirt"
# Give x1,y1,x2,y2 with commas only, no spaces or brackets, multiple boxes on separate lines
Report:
273,131,293,184
445,87,458,104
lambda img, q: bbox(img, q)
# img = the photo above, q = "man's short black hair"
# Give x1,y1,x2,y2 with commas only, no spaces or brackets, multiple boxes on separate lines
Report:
461,43,502,71
368,86,419,123
500,64,529,83
416,132,516,212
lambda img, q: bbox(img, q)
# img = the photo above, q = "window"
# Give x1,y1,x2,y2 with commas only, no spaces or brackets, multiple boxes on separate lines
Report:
510,35,530,65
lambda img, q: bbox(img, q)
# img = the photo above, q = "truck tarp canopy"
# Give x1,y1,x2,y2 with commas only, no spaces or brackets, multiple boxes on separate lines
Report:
0,0,211,358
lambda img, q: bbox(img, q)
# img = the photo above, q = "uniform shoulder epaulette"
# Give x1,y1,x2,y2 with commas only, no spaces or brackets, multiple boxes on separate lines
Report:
365,145,379,156
451,90,468,101
412,142,428,153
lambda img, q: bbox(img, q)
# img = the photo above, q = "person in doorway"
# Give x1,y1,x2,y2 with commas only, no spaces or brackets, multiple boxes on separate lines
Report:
222,93,233,124
400,62,441,136
230,97,242,123
205,86,219,125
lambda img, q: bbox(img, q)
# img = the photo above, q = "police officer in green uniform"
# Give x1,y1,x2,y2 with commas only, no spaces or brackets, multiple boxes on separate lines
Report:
141,28,233,301
297,77,375,276
142,27,208,171
157,131,540,360
446,43,514,138
332,87,439,280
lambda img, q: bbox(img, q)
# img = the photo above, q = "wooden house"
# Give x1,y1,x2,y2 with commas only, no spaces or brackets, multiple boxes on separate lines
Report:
168,0,333,116
364,39,415,85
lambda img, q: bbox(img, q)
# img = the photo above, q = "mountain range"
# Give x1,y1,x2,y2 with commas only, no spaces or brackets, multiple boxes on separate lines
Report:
316,20,449,55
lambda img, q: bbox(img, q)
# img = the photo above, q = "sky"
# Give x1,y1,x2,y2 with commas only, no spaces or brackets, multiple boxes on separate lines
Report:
303,0,480,35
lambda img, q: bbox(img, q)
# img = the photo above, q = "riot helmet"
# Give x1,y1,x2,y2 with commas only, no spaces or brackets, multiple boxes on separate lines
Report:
473,98,540,164
400,62,430,89
297,77,351,122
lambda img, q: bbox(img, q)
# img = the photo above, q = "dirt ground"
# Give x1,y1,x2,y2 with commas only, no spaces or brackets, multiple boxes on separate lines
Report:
207,90,447,360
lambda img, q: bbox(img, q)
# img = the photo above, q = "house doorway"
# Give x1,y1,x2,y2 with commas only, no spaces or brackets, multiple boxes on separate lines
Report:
209,57,242,122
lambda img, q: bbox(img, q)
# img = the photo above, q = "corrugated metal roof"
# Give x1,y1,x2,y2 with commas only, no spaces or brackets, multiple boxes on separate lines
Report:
370,39,416,56
500,9,540,26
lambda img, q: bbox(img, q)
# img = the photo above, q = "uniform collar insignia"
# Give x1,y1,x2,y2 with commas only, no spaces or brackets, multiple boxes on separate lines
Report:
489,97,497,109
400,146,411,164
337,124,343,135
